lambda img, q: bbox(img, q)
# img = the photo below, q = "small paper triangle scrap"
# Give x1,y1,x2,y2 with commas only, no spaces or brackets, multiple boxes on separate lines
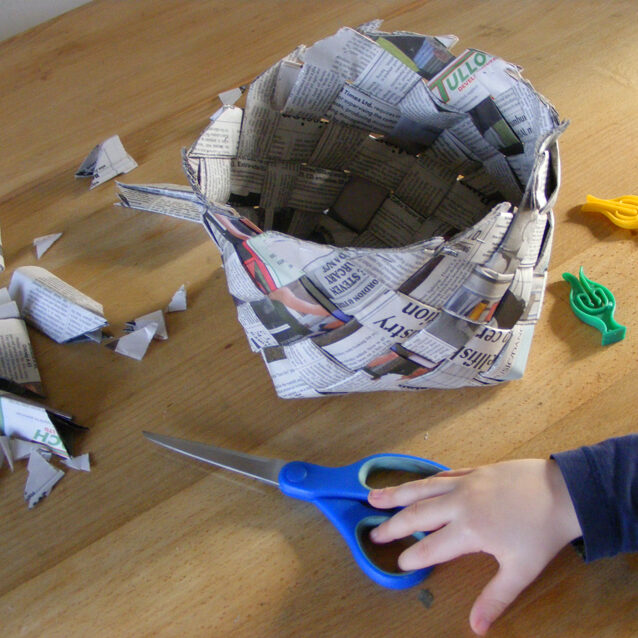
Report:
34,232,63,259
106,323,158,360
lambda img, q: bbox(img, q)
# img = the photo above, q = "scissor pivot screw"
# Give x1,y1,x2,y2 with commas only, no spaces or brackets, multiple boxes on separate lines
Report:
283,463,308,483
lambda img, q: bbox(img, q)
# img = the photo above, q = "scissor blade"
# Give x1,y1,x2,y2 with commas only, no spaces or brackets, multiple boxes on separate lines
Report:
143,431,286,486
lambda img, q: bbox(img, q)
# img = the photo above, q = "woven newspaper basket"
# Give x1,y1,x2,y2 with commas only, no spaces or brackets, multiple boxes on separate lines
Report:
184,24,565,398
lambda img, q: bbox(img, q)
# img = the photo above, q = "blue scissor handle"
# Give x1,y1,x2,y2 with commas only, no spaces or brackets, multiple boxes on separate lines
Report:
313,497,429,589
278,453,449,589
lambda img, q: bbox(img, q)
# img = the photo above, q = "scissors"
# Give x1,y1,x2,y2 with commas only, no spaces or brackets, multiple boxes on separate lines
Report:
144,431,449,589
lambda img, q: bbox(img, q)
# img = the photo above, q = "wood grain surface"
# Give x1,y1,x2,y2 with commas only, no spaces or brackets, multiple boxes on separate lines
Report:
0,1,636,636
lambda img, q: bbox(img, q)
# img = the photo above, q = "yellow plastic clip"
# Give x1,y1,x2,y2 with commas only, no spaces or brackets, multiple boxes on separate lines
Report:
581,194,638,229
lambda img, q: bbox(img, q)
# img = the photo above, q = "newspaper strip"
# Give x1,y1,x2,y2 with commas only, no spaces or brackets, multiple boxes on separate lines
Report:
116,183,205,223
311,320,395,371
189,106,243,158
282,339,353,390
0,317,43,395
429,48,557,194
261,346,322,398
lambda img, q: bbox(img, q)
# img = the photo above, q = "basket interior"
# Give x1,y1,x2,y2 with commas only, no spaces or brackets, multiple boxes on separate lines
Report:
187,27,558,251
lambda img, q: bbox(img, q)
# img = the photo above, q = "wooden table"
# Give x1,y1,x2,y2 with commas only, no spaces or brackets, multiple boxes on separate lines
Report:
1,1,636,635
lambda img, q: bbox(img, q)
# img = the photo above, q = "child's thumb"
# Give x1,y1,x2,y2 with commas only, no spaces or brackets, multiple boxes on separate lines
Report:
468,564,536,635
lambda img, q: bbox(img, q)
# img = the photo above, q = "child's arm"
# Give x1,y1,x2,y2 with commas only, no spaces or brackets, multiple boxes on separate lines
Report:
368,459,582,635
551,434,638,560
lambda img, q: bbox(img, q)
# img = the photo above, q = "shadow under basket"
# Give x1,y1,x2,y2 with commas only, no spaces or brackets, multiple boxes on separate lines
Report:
184,23,565,398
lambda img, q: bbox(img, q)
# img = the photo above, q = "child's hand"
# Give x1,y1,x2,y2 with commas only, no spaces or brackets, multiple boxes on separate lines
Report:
368,459,582,635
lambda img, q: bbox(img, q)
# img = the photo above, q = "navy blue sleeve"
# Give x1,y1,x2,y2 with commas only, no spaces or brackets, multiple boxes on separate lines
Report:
551,434,638,562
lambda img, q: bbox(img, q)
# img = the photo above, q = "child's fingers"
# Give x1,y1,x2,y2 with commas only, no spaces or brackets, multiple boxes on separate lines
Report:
469,563,539,636
369,495,452,543
434,467,475,478
368,474,458,509
397,523,468,571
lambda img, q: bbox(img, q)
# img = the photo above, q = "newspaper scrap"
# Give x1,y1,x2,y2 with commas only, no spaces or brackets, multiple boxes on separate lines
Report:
24,450,65,508
124,309,167,340
0,318,43,395
34,232,63,259
0,391,88,459
0,287,44,395
0,300,20,320
106,322,158,360
218,87,244,106
167,285,187,312
191,107,243,159
0,389,87,509
84,327,110,343
9,266,108,343
0,224,4,272
0,435,12,470
10,437,51,461
62,453,91,471
0,440,89,508
115,182,205,223
0,405,90,509
76,135,137,189
181,25,563,396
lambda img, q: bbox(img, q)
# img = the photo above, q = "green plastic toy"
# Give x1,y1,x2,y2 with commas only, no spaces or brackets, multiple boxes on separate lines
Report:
562,267,626,345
